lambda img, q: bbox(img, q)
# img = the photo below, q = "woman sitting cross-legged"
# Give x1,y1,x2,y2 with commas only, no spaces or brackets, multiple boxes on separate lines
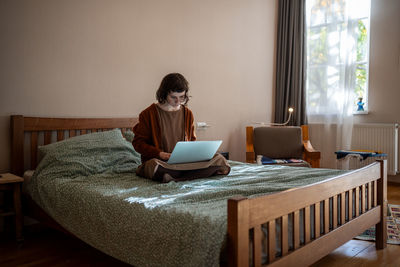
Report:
132,72,230,183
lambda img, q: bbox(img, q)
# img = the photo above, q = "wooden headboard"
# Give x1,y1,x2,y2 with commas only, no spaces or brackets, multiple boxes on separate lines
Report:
10,115,138,176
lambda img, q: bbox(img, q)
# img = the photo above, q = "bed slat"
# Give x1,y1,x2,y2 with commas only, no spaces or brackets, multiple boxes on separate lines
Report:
355,187,360,217
30,132,38,169
315,202,320,238
268,220,275,263
293,211,300,249
324,199,329,234
368,182,372,210
57,130,64,141
349,189,353,220
44,131,51,145
253,225,262,267
69,130,76,137
332,197,337,229
373,181,377,207
281,215,288,256
341,192,345,225
304,207,310,244
361,184,366,213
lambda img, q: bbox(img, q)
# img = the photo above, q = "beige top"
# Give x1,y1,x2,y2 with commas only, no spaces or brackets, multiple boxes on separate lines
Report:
156,105,184,153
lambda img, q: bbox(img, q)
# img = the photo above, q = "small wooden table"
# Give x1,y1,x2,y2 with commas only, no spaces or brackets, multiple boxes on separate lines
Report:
0,173,24,241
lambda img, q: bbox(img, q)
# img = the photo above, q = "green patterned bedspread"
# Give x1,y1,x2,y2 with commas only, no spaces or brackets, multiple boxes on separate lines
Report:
26,129,345,267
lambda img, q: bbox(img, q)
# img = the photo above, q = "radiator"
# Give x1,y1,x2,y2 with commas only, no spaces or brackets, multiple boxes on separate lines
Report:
350,123,399,175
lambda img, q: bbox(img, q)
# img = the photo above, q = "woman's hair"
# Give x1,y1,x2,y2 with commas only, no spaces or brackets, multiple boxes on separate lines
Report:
156,73,190,104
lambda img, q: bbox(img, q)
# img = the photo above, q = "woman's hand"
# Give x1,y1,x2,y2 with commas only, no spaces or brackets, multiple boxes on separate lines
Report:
159,152,171,161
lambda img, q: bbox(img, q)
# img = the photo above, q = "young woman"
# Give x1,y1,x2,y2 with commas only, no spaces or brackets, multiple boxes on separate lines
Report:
132,73,230,183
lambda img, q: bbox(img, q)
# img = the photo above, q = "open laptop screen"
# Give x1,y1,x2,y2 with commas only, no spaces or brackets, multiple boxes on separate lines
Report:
167,140,222,164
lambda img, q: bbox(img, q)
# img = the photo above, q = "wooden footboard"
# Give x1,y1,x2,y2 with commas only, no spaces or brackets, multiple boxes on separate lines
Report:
227,160,387,266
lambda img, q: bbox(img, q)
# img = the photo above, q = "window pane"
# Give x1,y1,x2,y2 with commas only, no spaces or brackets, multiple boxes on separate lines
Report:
355,63,367,98
307,66,327,112
308,26,328,65
307,0,346,27
356,19,368,62
307,65,344,114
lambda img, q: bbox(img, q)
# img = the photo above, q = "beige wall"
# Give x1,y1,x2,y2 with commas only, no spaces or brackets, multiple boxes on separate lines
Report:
0,0,277,172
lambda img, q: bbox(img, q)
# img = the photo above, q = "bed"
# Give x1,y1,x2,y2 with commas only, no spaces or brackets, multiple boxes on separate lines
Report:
10,115,387,267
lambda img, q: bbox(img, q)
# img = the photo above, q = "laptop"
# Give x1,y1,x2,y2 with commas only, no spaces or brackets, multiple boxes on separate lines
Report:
167,140,222,164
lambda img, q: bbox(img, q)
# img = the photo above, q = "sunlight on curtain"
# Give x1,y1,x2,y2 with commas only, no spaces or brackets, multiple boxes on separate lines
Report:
306,0,371,156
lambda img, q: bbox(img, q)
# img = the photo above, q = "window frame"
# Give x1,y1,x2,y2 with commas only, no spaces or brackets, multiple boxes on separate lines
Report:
305,1,371,116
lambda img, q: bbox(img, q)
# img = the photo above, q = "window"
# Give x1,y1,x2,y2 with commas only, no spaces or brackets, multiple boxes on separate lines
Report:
306,0,371,115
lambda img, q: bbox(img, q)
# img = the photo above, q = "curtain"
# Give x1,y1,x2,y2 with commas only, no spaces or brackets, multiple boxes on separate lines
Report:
275,0,307,126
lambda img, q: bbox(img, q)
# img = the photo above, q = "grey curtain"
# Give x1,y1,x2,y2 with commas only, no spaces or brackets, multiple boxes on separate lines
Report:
274,0,307,126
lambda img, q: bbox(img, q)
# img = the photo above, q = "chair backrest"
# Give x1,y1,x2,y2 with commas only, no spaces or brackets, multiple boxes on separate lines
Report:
253,126,303,159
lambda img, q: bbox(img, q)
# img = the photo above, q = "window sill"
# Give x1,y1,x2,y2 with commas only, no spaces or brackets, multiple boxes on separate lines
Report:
353,110,369,115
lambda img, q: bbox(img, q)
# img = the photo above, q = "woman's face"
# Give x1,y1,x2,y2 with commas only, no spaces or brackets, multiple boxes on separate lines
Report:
166,91,186,107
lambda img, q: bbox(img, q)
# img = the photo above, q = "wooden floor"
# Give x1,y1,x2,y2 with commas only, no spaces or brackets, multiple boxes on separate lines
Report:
0,225,130,267
1,183,399,267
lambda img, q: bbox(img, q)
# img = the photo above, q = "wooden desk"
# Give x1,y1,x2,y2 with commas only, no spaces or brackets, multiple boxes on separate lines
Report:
0,173,24,241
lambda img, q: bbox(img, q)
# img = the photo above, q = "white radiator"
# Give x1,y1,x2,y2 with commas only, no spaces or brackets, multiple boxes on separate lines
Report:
350,123,399,175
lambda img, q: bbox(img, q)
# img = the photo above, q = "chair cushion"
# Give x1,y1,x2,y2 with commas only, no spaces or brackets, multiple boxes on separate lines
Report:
253,126,303,159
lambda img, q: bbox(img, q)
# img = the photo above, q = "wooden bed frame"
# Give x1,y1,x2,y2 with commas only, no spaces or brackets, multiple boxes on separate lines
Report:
10,115,387,267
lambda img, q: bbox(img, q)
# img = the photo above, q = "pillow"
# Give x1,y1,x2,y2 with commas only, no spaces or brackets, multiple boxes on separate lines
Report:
35,129,141,179
123,129,135,143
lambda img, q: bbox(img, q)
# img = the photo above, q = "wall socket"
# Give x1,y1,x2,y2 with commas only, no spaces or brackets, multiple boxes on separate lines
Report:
196,122,210,129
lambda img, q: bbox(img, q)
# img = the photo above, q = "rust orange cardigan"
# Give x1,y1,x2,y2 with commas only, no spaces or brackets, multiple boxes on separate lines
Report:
132,103,196,163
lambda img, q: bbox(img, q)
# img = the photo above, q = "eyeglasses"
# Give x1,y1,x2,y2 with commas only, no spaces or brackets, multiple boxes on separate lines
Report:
169,95,187,102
